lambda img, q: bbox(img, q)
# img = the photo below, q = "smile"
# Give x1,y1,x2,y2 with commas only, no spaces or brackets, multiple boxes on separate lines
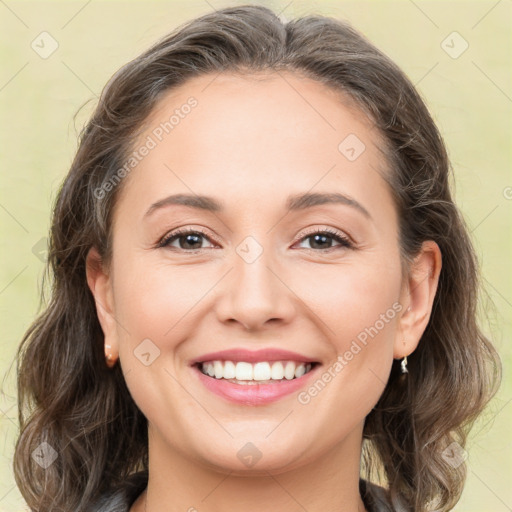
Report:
192,360,321,405
198,360,316,383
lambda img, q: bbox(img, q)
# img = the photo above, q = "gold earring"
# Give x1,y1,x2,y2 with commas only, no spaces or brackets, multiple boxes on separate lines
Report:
104,344,118,368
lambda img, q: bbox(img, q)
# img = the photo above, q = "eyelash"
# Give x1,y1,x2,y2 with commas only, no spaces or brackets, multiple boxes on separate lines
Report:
157,226,354,252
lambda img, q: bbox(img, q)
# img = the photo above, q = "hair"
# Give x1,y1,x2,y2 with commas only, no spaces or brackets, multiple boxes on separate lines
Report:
14,5,501,511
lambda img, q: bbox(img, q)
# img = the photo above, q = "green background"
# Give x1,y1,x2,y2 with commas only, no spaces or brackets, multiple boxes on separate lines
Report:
1,1,510,510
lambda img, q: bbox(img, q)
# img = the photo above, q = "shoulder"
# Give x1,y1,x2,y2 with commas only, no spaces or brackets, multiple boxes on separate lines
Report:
89,472,148,512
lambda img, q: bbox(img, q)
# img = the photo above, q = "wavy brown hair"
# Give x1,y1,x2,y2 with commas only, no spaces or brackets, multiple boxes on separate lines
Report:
14,5,501,511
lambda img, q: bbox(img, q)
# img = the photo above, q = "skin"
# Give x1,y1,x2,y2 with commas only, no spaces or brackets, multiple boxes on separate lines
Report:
86,71,441,512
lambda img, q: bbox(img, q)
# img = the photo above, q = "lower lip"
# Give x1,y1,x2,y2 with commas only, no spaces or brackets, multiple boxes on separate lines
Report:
192,364,319,405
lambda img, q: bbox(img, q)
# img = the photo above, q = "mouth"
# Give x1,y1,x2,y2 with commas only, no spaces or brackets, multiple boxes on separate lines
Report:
191,359,321,405
194,360,320,385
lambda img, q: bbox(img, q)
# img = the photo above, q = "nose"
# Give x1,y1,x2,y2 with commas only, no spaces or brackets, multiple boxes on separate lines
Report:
214,245,296,332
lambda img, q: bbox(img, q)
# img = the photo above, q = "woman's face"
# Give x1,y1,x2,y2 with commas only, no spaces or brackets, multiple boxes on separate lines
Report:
91,72,424,473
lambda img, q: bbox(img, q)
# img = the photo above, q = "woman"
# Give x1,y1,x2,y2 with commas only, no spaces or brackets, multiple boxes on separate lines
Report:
14,5,501,512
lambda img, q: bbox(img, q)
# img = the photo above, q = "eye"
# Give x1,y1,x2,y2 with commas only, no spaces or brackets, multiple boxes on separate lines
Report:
157,227,354,252
295,228,353,251
157,228,217,251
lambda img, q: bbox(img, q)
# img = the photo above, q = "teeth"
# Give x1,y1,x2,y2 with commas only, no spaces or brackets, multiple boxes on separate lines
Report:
199,360,314,381
214,360,224,379
253,362,271,380
284,361,296,380
235,362,253,381
272,362,285,380
223,360,236,379
295,364,306,378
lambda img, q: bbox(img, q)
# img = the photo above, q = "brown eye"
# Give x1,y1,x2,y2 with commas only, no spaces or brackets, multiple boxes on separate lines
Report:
296,229,353,251
158,229,215,251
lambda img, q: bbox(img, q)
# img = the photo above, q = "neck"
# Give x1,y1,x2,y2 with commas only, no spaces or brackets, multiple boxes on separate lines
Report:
132,423,368,512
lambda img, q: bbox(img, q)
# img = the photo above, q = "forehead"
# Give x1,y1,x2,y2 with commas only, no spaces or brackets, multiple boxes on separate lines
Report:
113,71,394,225
144,70,379,151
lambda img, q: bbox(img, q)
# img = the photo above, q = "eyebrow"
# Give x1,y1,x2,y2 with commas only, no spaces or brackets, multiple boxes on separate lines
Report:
144,192,372,220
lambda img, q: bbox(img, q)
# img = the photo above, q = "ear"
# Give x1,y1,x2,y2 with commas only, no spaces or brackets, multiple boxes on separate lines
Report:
85,247,119,362
395,240,442,359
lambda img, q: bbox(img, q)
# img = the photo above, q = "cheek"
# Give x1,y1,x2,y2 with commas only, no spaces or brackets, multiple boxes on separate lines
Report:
112,255,214,347
330,261,402,388
294,255,402,342
295,256,402,415
111,258,208,414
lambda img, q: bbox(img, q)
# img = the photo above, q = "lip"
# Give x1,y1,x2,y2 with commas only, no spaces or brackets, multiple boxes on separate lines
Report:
191,362,320,405
189,348,319,365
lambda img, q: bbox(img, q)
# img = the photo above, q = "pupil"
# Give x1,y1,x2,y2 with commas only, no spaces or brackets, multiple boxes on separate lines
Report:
182,234,202,249
311,234,330,249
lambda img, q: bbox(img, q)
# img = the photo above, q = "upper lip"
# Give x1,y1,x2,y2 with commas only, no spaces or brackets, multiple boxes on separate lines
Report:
190,348,319,365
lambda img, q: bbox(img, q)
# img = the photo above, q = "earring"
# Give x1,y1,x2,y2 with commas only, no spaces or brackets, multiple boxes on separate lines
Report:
401,355,408,374
104,344,118,368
